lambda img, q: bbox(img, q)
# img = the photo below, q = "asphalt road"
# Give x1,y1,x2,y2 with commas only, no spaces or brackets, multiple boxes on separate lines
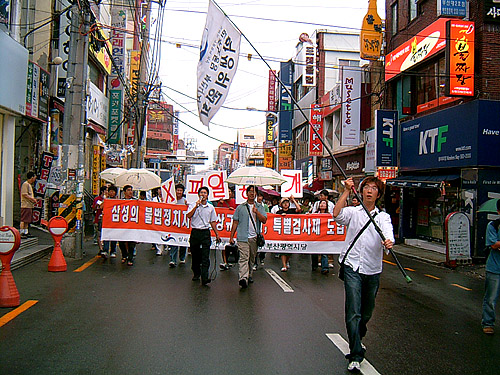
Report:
0,244,498,375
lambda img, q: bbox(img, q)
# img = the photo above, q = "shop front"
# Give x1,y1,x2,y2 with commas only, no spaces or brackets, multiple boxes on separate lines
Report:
388,100,500,257
327,146,365,192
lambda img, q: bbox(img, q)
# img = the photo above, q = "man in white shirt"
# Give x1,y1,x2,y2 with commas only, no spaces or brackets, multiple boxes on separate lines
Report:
333,177,394,373
187,186,221,286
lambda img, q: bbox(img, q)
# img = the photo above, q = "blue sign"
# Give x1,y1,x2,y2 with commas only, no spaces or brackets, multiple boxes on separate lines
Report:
400,100,500,171
438,0,467,18
376,110,398,167
279,61,293,141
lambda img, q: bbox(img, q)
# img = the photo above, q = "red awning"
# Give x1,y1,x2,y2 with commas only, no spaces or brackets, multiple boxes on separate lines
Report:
87,122,106,135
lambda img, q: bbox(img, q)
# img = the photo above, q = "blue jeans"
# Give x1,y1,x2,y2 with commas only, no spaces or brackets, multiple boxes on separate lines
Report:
311,254,329,271
169,245,187,264
482,271,500,327
103,241,117,254
344,265,380,362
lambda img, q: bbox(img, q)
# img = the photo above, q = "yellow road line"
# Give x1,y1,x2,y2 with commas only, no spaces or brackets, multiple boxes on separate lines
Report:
0,300,38,328
404,267,415,272
73,256,100,272
451,283,472,291
425,274,441,280
383,260,396,266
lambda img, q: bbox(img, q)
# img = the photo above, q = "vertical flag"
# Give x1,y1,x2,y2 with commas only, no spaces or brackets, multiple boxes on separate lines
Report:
197,0,241,127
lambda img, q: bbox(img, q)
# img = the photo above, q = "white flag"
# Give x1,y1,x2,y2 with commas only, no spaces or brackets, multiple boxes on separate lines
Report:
161,177,176,203
197,0,241,127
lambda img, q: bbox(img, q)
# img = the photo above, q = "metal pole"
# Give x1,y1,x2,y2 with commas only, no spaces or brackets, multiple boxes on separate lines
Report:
75,11,90,259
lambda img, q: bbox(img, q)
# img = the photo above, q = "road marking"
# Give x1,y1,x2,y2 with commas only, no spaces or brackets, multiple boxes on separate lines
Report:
73,255,100,272
0,300,38,328
404,267,415,272
451,283,472,291
425,274,441,280
326,333,381,375
265,268,294,293
383,260,396,266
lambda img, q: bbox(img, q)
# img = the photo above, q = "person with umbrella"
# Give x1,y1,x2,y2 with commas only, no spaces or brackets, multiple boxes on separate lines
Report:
187,186,221,286
228,185,268,289
482,199,500,334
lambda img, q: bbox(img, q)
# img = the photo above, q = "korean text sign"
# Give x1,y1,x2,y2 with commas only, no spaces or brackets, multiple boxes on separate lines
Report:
101,200,347,253
446,20,474,97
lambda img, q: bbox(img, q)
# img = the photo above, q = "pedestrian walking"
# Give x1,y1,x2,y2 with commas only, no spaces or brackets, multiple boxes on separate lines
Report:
93,186,107,253
312,189,335,213
482,199,500,335
252,191,269,270
333,177,394,373
20,172,37,239
118,185,137,266
102,185,118,258
276,196,301,272
229,185,267,289
186,186,221,286
217,186,237,270
311,200,330,274
168,184,189,266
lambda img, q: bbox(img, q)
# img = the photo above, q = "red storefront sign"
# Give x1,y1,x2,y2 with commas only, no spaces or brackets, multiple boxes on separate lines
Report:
309,104,323,156
446,20,475,97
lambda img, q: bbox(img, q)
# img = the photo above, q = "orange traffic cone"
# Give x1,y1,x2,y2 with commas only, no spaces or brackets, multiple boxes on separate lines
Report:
0,262,20,307
48,241,67,272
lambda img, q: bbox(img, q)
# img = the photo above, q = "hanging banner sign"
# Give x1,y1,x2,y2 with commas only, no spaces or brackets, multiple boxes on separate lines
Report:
101,200,347,253
341,67,362,146
376,109,398,167
309,104,323,156
445,20,475,97
197,0,241,127
279,61,293,141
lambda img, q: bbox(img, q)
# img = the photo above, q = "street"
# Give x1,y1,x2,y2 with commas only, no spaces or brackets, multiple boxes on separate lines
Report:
0,244,498,375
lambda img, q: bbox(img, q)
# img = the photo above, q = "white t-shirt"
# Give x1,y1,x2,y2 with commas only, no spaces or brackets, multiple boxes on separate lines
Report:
247,203,257,238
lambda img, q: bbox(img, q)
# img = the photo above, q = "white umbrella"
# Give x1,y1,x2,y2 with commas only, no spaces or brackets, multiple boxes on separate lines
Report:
226,166,286,186
114,168,162,191
100,167,127,184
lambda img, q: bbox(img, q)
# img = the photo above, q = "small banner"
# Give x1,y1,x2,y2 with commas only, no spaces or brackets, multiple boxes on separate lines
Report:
101,200,347,253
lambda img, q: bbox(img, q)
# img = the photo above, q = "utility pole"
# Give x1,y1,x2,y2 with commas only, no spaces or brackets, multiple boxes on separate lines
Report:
61,2,89,259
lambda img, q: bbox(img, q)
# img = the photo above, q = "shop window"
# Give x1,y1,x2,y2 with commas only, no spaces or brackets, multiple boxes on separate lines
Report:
415,56,446,107
391,2,399,36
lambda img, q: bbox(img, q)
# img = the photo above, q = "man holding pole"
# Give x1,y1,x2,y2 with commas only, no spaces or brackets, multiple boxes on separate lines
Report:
333,177,394,373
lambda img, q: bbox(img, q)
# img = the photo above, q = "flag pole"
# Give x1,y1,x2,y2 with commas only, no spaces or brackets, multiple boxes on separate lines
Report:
212,0,411,283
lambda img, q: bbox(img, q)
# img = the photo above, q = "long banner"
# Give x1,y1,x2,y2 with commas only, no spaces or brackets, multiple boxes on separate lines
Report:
101,200,347,254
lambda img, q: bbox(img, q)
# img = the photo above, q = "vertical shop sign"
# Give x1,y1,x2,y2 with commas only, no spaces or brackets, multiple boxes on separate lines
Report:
265,113,276,147
92,145,100,195
446,20,475,97
268,70,277,111
130,51,141,98
309,104,323,156
279,61,293,141
173,111,179,152
33,152,54,224
108,90,122,143
302,44,316,87
376,109,398,167
341,67,362,146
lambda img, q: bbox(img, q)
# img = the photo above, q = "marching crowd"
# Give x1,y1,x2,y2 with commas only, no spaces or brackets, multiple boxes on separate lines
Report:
91,177,395,373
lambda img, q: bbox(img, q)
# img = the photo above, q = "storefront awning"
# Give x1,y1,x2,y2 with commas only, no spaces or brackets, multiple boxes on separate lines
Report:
386,174,460,188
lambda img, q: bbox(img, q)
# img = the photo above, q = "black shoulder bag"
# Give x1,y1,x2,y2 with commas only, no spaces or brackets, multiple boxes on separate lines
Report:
339,212,378,281
246,204,265,247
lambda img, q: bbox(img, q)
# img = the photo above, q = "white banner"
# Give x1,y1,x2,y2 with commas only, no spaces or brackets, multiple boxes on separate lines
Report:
197,0,241,127
341,67,362,146
185,171,229,203
280,170,303,198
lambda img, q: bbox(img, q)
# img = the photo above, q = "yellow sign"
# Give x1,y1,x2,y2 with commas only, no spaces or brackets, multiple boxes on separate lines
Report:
264,149,274,168
92,145,100,195
360,0,383,60
279,142,292,157
89,23,112,74
278,156,293,171
130,50,141,97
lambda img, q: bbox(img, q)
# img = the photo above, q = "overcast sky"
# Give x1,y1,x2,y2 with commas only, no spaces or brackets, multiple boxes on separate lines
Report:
156,0,385,168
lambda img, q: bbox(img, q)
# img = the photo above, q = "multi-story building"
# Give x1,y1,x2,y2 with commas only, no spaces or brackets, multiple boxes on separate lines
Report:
383,0,500,257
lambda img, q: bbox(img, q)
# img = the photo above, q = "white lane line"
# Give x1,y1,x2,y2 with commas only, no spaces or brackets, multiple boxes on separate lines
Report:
265,268,294,293
326,333,382,375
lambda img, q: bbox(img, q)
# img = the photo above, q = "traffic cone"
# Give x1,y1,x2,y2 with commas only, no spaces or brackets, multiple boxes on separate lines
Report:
0,264,20,307
48,241,67,272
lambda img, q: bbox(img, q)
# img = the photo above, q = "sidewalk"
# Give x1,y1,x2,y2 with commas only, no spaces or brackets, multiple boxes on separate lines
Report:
0,226,97,272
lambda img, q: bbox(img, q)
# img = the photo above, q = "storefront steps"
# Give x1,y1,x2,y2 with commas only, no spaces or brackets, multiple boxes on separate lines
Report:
0,227,53,272
393,243,446,265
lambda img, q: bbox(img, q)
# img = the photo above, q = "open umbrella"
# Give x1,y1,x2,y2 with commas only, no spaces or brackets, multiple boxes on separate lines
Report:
226,166,286,186
100,167,127,184
114,168,161,191
478,198,499,213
